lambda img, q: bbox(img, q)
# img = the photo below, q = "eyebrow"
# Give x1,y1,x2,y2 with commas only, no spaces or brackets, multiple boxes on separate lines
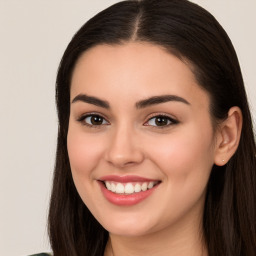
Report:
135,95,190,109
71,94,110,109
71,93,190,109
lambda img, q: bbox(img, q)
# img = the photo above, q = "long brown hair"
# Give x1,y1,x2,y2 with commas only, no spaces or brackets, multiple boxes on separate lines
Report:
48,0,256,255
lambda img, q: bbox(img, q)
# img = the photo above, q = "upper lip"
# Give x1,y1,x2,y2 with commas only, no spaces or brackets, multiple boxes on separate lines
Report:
98,175,160,183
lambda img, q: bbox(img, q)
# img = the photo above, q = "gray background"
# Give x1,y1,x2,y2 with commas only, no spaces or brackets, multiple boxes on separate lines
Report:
0,1,255,255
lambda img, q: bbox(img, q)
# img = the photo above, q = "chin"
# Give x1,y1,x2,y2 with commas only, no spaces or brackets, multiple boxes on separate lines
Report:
99,214,156,237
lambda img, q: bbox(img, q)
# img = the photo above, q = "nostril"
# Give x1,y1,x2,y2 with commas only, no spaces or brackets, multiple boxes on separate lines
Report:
105,149,145,168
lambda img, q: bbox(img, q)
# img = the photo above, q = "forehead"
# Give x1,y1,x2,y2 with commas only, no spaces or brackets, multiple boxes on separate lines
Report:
70,42,209,110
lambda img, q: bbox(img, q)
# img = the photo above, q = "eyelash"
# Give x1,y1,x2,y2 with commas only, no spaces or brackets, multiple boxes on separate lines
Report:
144,113,179,128
77,113,110,128
77,113,179,129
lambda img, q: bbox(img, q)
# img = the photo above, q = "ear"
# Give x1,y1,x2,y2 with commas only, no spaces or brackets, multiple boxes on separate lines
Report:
214,106,243,166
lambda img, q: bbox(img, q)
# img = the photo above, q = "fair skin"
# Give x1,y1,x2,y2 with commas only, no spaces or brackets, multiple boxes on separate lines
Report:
67,42,242,256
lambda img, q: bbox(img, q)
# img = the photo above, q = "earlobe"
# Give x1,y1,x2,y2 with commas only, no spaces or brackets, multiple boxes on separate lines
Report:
214,106,243,166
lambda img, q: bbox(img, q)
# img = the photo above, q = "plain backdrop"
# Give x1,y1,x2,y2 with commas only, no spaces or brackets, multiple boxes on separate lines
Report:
0,1,255,255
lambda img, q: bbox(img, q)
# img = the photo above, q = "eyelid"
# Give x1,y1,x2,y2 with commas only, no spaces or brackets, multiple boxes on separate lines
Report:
77,112,110,126
76,112,178,128
144,113,179,127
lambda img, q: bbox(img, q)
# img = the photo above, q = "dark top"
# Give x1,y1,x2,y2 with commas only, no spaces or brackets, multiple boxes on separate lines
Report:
29,254,51,256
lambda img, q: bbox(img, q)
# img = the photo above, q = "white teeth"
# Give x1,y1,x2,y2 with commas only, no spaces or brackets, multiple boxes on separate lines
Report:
124,183,134,194
134,183,141,192
148,182,154,189
141,182,147,191
115,183,124,194
104,181,158,194
111,183,116,192
106,181,112,190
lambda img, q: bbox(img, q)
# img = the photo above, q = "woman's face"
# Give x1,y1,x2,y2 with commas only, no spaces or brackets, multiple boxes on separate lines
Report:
68,42,218,236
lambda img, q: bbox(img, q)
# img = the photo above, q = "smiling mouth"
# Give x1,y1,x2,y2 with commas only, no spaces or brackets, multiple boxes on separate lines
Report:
101,180,161,195
98,175,161,205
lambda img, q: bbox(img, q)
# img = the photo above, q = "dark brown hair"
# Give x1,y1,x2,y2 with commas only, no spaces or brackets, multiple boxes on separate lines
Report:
48,0,256,255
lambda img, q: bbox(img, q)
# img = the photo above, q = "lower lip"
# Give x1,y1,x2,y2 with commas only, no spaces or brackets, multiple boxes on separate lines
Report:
98,181,160,206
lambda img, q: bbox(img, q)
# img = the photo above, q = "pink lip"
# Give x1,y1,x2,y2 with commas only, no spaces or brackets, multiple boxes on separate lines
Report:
99,175,157,183
98,175,161,206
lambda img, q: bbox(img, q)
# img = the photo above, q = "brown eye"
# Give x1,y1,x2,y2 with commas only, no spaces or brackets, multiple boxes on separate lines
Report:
155,116,169,126
83,114,108,126
146,115,178,127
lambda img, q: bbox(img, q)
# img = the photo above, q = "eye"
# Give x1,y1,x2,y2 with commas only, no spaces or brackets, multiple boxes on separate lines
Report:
145,115,178,127
78,114,109,127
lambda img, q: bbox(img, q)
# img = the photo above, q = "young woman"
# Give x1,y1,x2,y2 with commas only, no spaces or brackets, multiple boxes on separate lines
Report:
43,0,256,255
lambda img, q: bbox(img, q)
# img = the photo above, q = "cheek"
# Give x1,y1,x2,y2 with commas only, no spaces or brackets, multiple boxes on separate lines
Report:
147,124,215,183
67,127,106,210
67,128,104,176
143,125,214,224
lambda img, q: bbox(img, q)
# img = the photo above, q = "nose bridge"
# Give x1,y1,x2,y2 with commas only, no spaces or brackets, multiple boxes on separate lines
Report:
105,120,144,167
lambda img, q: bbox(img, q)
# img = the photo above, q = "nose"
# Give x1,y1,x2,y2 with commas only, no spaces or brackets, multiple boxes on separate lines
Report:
104,124,144,168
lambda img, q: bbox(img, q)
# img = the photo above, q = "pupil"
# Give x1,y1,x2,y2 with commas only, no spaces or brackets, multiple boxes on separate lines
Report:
156,117,168,126
91,115,103,125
